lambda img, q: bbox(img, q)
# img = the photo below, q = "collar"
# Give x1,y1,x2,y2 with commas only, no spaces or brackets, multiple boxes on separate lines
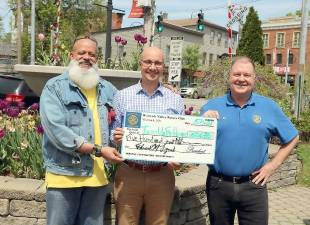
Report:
226,92,256,107
135,80,164,96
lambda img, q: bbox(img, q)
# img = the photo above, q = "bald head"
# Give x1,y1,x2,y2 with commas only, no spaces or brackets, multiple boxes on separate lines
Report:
140,47,164,62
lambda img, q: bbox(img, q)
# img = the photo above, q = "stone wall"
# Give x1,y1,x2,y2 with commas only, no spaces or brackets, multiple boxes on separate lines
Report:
0,145,301,225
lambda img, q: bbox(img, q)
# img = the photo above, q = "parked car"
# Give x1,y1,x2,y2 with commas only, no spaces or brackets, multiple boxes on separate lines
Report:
180,83,210,99
0,73,39,106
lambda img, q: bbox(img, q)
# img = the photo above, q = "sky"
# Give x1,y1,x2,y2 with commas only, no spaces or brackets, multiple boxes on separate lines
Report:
0,0,306,34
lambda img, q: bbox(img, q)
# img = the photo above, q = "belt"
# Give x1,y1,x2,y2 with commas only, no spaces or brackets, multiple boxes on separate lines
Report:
208,170,254,184
124,160,167,173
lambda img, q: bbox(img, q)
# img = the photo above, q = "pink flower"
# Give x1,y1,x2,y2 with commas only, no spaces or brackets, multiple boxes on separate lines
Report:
185,109,191,115
30,103,39,111
134,33,142,42
189,106,194,112
6,106,20,117
115,36,122,43
36,125,44,134
121,39,127,46
37,33,45,41
140,37,147,44
0,129,5,138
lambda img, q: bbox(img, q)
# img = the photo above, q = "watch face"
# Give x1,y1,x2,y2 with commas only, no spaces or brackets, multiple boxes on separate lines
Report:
93,145,102,157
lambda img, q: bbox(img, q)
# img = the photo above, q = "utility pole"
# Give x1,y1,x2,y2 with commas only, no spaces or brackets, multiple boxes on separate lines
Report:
30,0,36,65
294,0,309,119
285,48,290,85
105,0,112,63
144,0,155,47
17,0,22,64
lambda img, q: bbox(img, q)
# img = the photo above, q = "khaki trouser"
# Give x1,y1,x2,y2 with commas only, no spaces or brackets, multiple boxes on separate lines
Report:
114,163,175,225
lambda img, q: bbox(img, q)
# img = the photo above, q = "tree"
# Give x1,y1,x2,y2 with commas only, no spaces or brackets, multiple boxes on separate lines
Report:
8,0,107,64
182,45,202,72
0,16,3,37
236,7,264,65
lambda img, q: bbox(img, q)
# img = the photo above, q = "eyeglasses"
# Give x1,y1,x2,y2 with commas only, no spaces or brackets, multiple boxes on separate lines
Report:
141,60,164,67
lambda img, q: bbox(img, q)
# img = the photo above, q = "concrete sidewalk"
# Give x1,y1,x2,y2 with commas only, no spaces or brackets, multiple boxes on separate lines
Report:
268,185,310,225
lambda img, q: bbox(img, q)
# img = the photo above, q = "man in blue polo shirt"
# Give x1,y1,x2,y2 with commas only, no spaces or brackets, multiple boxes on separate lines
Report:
201,56,299,225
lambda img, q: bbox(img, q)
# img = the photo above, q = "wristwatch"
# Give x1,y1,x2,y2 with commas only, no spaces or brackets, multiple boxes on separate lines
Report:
92,144,102,157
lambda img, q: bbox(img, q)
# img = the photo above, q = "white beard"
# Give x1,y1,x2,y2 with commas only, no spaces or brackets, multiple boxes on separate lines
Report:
68,60,100,90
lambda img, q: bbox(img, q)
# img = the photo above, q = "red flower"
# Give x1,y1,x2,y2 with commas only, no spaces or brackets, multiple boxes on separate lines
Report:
115,36,122,43
0,129,5,138
108,109,116,125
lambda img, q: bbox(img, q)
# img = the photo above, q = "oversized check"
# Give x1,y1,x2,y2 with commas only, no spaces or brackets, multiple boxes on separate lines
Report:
121,112,217,164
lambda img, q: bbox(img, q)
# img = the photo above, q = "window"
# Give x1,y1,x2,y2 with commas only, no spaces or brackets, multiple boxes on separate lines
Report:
292,32,300,48
265,54,271,64
288,53,294,64
209,53,213,65
225,39,228,48
202,52,207,65
217,33,222,46
276,53,282,64
263,33,269,48
276,33,285,48
210,31,215,45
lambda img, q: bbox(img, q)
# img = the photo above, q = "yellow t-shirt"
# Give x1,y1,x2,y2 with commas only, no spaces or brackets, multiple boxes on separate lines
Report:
45,87,109,188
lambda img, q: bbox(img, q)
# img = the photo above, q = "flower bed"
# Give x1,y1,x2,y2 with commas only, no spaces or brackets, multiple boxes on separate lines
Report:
0,99,44,179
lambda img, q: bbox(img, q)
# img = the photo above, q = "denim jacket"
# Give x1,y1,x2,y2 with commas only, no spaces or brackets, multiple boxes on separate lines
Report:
40,71,117,176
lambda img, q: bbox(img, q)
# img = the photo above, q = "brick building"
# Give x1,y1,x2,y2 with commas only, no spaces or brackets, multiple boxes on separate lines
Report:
261,16,310,84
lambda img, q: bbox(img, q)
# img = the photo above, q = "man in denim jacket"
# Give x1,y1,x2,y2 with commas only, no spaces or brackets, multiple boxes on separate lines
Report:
40,35,123,225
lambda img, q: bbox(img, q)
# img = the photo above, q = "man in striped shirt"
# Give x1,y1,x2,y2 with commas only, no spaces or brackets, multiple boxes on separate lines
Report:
112,47,184,225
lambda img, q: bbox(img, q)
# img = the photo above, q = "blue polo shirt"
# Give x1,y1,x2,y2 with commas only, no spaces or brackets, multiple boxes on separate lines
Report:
200,92,298,176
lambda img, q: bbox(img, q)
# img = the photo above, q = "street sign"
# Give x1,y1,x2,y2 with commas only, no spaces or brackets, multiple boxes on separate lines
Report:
169,37,183,59
168,37,183,83
226,6,248,28
169,59,182,82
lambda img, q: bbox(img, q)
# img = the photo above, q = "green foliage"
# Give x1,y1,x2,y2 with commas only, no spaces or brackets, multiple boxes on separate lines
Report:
297,143,310,187
182,45,202,72
22,32,31,63
292,109,310,142
237,7,264,65
9,0,106,64
203,58,289,101
0,16,3,37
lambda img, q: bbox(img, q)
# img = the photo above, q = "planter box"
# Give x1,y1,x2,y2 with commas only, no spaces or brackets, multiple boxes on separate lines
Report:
14,64,141,96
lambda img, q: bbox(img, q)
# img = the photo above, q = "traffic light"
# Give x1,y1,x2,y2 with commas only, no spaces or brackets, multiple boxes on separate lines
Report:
196,13,205,31
156,15,164,33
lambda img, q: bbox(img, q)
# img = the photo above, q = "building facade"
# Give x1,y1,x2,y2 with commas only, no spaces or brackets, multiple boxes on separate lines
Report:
92,17,237,86
262,16,310,84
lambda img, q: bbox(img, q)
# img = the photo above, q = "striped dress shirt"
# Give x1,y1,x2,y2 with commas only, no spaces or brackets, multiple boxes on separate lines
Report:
112,82,184,165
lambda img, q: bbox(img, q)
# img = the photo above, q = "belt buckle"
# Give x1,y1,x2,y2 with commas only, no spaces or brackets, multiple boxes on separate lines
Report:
232,177,238,184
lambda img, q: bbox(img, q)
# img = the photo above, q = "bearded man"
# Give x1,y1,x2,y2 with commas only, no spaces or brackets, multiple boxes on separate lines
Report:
40,35,123,225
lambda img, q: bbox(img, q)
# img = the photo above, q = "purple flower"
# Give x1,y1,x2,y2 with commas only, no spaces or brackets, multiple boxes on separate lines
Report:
140,37,147,44
115,36,122,43
0,100,9,110
134,33,142,42
36,125,44,134
30,103,39,111
185,109,191,115
6,106,20,117
0,129,5,138
121,39,127,46
17,101,25,109
189,106,194,112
